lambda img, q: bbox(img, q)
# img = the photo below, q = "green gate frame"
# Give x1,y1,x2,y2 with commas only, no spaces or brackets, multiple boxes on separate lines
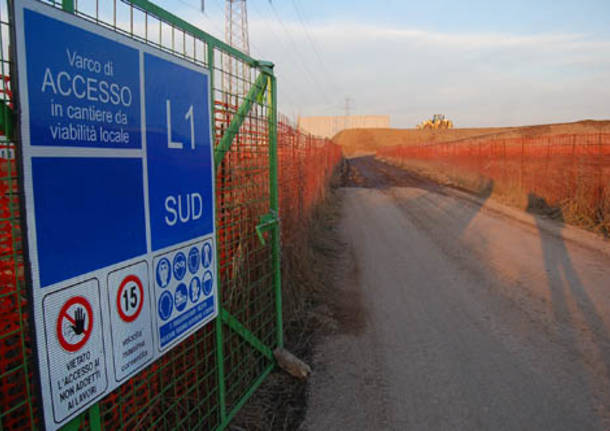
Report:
2,0,284,429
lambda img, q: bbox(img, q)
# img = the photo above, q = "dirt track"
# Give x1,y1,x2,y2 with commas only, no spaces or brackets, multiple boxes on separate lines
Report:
303,157,610,430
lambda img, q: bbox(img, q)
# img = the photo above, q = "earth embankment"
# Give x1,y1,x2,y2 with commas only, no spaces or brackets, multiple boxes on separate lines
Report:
334,120,610,156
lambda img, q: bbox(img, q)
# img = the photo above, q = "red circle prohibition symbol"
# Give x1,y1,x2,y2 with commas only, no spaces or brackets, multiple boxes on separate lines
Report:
56,296,93,353
117,275,144,323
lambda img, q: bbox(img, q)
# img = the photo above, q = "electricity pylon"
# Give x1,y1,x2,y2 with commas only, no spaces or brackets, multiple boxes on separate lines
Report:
223,0,250,109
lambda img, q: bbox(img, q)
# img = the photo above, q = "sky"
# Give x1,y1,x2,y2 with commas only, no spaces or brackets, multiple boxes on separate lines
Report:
157,0,610,128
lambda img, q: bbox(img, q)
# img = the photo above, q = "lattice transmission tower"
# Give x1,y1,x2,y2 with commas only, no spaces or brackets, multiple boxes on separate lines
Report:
223,0,250,109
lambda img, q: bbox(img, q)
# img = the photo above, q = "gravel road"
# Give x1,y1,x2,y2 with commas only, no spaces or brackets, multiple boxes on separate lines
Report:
303,156,610,430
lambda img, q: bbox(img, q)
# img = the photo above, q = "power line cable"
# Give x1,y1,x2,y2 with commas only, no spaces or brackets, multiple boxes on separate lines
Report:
267,1,336,103
248,1,327,99
290,0,345,98
171,0,322,117
230,1,319,115
170,0,302,109
245,0,330,104
261,1,335,105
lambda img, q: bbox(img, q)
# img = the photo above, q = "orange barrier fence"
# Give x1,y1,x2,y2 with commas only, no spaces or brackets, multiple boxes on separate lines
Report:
0,102,342,429
377,133,610,233
277,113,343,241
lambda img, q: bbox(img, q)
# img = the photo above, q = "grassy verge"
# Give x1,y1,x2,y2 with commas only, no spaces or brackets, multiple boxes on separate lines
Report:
230,167,344,430
378,156,609,237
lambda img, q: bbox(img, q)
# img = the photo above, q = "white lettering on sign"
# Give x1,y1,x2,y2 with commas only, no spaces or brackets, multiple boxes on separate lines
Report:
164,193,203,226
66,49,102,74
166,100,195,150
41,68,132,107
166,99,182,149
185,105,195,150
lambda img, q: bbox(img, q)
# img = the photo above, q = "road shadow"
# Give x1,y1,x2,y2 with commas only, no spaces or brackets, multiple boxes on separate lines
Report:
526,193,610,418
342,157,609,426
342,155,445,193
343,156,496,242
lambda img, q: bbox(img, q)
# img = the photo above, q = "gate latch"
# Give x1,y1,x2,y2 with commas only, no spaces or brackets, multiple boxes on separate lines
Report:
255,210,279,245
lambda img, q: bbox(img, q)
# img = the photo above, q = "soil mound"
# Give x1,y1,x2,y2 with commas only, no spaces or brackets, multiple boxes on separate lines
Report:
334,120,610,156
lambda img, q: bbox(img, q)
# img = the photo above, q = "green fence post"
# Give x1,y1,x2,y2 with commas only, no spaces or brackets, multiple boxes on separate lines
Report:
61,0,74,13
63,413,85,431
267,73,283,349
88,404,101,430
209,42,227,426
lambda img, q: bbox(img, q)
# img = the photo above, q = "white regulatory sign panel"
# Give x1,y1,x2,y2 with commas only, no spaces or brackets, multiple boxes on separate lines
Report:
42,279,108,422
12,0,219,429
107,261,154,382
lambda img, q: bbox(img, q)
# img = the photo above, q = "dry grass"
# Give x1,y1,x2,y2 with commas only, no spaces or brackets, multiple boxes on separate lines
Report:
381,157,609,236
230,168,344,431
336,120,610,156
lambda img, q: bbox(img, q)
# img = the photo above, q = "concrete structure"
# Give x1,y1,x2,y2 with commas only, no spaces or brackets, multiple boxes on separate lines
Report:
298,115,390,138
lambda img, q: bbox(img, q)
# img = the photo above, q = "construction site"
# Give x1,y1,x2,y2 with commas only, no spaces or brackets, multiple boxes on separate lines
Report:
1,1,609,430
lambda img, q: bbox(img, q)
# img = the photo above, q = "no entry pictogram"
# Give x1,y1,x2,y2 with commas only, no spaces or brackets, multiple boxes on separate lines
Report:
56,296,93,352
117,275,144,323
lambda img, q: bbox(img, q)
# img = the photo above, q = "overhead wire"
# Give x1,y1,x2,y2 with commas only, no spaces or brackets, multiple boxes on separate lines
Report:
258,0,335,105
167,0,335,118
289,0,345,99
245,0,330,107
207,0,343,114
164,0,302,111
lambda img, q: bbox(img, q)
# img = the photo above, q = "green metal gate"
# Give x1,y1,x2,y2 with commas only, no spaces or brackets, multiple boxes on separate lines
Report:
0,0,283,429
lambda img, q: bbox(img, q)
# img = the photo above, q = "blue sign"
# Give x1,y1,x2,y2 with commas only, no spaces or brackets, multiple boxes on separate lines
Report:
159,297,215,348
172,252,186,281
158,291,173,321
145,54,214,251
203,271,214,296
24,9,141,149
189,277,201,303
23,7,146,288
32,157,146,287
188,247,200,274
174,283,188,312
15,1,218,429
156,258,171,287
202,242,213,268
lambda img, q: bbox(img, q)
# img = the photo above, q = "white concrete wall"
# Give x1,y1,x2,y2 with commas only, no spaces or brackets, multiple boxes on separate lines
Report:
298,115,390,138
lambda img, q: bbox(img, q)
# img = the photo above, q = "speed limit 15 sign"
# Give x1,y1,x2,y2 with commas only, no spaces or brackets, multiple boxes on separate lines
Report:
117,275,144,323
107,262,153,382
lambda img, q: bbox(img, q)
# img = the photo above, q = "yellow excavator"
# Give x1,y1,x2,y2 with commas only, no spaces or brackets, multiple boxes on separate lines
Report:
416,114,453,129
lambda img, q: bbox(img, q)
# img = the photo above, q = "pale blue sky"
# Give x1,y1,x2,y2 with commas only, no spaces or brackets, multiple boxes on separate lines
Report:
159,0,610,127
